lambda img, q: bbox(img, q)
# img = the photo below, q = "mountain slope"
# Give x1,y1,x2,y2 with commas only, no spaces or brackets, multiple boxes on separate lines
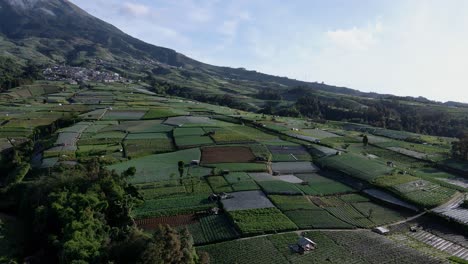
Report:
0,0,382,99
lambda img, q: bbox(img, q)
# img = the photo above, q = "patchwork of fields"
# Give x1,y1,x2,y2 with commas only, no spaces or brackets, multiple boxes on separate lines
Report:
1,81,466,263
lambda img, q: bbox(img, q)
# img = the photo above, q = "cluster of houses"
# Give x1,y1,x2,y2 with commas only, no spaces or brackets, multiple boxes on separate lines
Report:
43,65,127,84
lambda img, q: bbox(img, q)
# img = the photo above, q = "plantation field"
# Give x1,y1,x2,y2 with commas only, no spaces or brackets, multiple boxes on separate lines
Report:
79,131,126,145
108,148,205,183
206,163,268,172
271,162,319,174
222,190,275,211
284,209,354,229
317,154,392,182
164,116,215,126
352,202,406,226
206,176,233,193
197,236,289,264
324,204,375,228
393,180,456,208
267,145,311,162
174,127,206,137
136,214,197,230
142,108,185,119
175,135,214,148
199,230,441,264
223,172,259,191
186,214,239,245
374,174,456,208
76,143,122,157
125,120,173,133
324,231,441,264
201,146,256,164
295,173,355,195
300,129,340,139
258,181,302,195
102,110,146,120
228,208,297,235
134,194,215,218
268,195,318,211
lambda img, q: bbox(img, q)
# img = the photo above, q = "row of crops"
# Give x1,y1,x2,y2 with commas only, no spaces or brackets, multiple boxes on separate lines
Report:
197,231,440,264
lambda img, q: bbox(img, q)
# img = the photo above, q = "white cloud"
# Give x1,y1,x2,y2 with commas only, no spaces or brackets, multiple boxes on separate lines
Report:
326,21,383,51
218,20,238,37
120,2,150,17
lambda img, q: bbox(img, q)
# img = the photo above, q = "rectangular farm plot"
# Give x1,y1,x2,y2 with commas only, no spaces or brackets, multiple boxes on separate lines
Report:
197,236,289,264
79,131,126,145
134,194,215,218
295,173,356,195
222,190,275,211
317,154,392,182
227,208,297,235
102,110,147,120
108,148,203,183
268,145,312,162
351,202,406,226
268,195,319,211
186,214,239,245
124,138,174,158
174,127,215,148
271,162,319,174
76,144,122,157
224,172,259,192
142,108,185,119
392,180,456,208
124,120,173,133
201,146,256,164
136,214,197,230
206,176,233,193
284,209,354,229
164,116,215,126
207,163,268,172
258,181,302,195
301,129,341,139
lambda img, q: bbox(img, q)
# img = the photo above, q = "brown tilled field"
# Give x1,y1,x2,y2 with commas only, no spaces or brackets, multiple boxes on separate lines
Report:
136,214,197,230
201,146,256,164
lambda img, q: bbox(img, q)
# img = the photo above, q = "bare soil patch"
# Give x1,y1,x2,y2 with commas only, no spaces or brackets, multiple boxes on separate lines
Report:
201,146,255,164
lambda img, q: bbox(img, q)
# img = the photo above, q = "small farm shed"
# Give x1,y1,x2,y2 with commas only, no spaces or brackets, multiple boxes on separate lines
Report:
290,237,317,254
298,237,317,251
373,226,390,235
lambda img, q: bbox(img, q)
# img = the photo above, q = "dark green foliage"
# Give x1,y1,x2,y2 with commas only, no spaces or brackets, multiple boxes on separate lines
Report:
140,225,199,264
12,160,143,263
452,132,468,161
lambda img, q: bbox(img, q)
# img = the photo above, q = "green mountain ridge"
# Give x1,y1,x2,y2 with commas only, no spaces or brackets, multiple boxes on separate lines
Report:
0,0,388,99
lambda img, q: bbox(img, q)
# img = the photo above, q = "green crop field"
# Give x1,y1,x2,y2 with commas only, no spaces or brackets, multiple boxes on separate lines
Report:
324,204,375,228
258,181,302,195
284,209,354,229
317,154,392,182
197,236,289,264
108,148,204,183
224,172,259,191
142,108,185,119
206,176,233,193
187,215,239,245
175,135,214,148
268,195,319,211
206,163,268,172
134,194,215,218
351,202,405,226
228,208,297,235
295,173,355,195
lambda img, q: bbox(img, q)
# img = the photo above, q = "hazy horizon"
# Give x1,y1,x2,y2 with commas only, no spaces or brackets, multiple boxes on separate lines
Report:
71,0,468,103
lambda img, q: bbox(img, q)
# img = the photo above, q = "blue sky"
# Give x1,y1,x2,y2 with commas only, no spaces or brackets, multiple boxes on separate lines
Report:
70,0,468,103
